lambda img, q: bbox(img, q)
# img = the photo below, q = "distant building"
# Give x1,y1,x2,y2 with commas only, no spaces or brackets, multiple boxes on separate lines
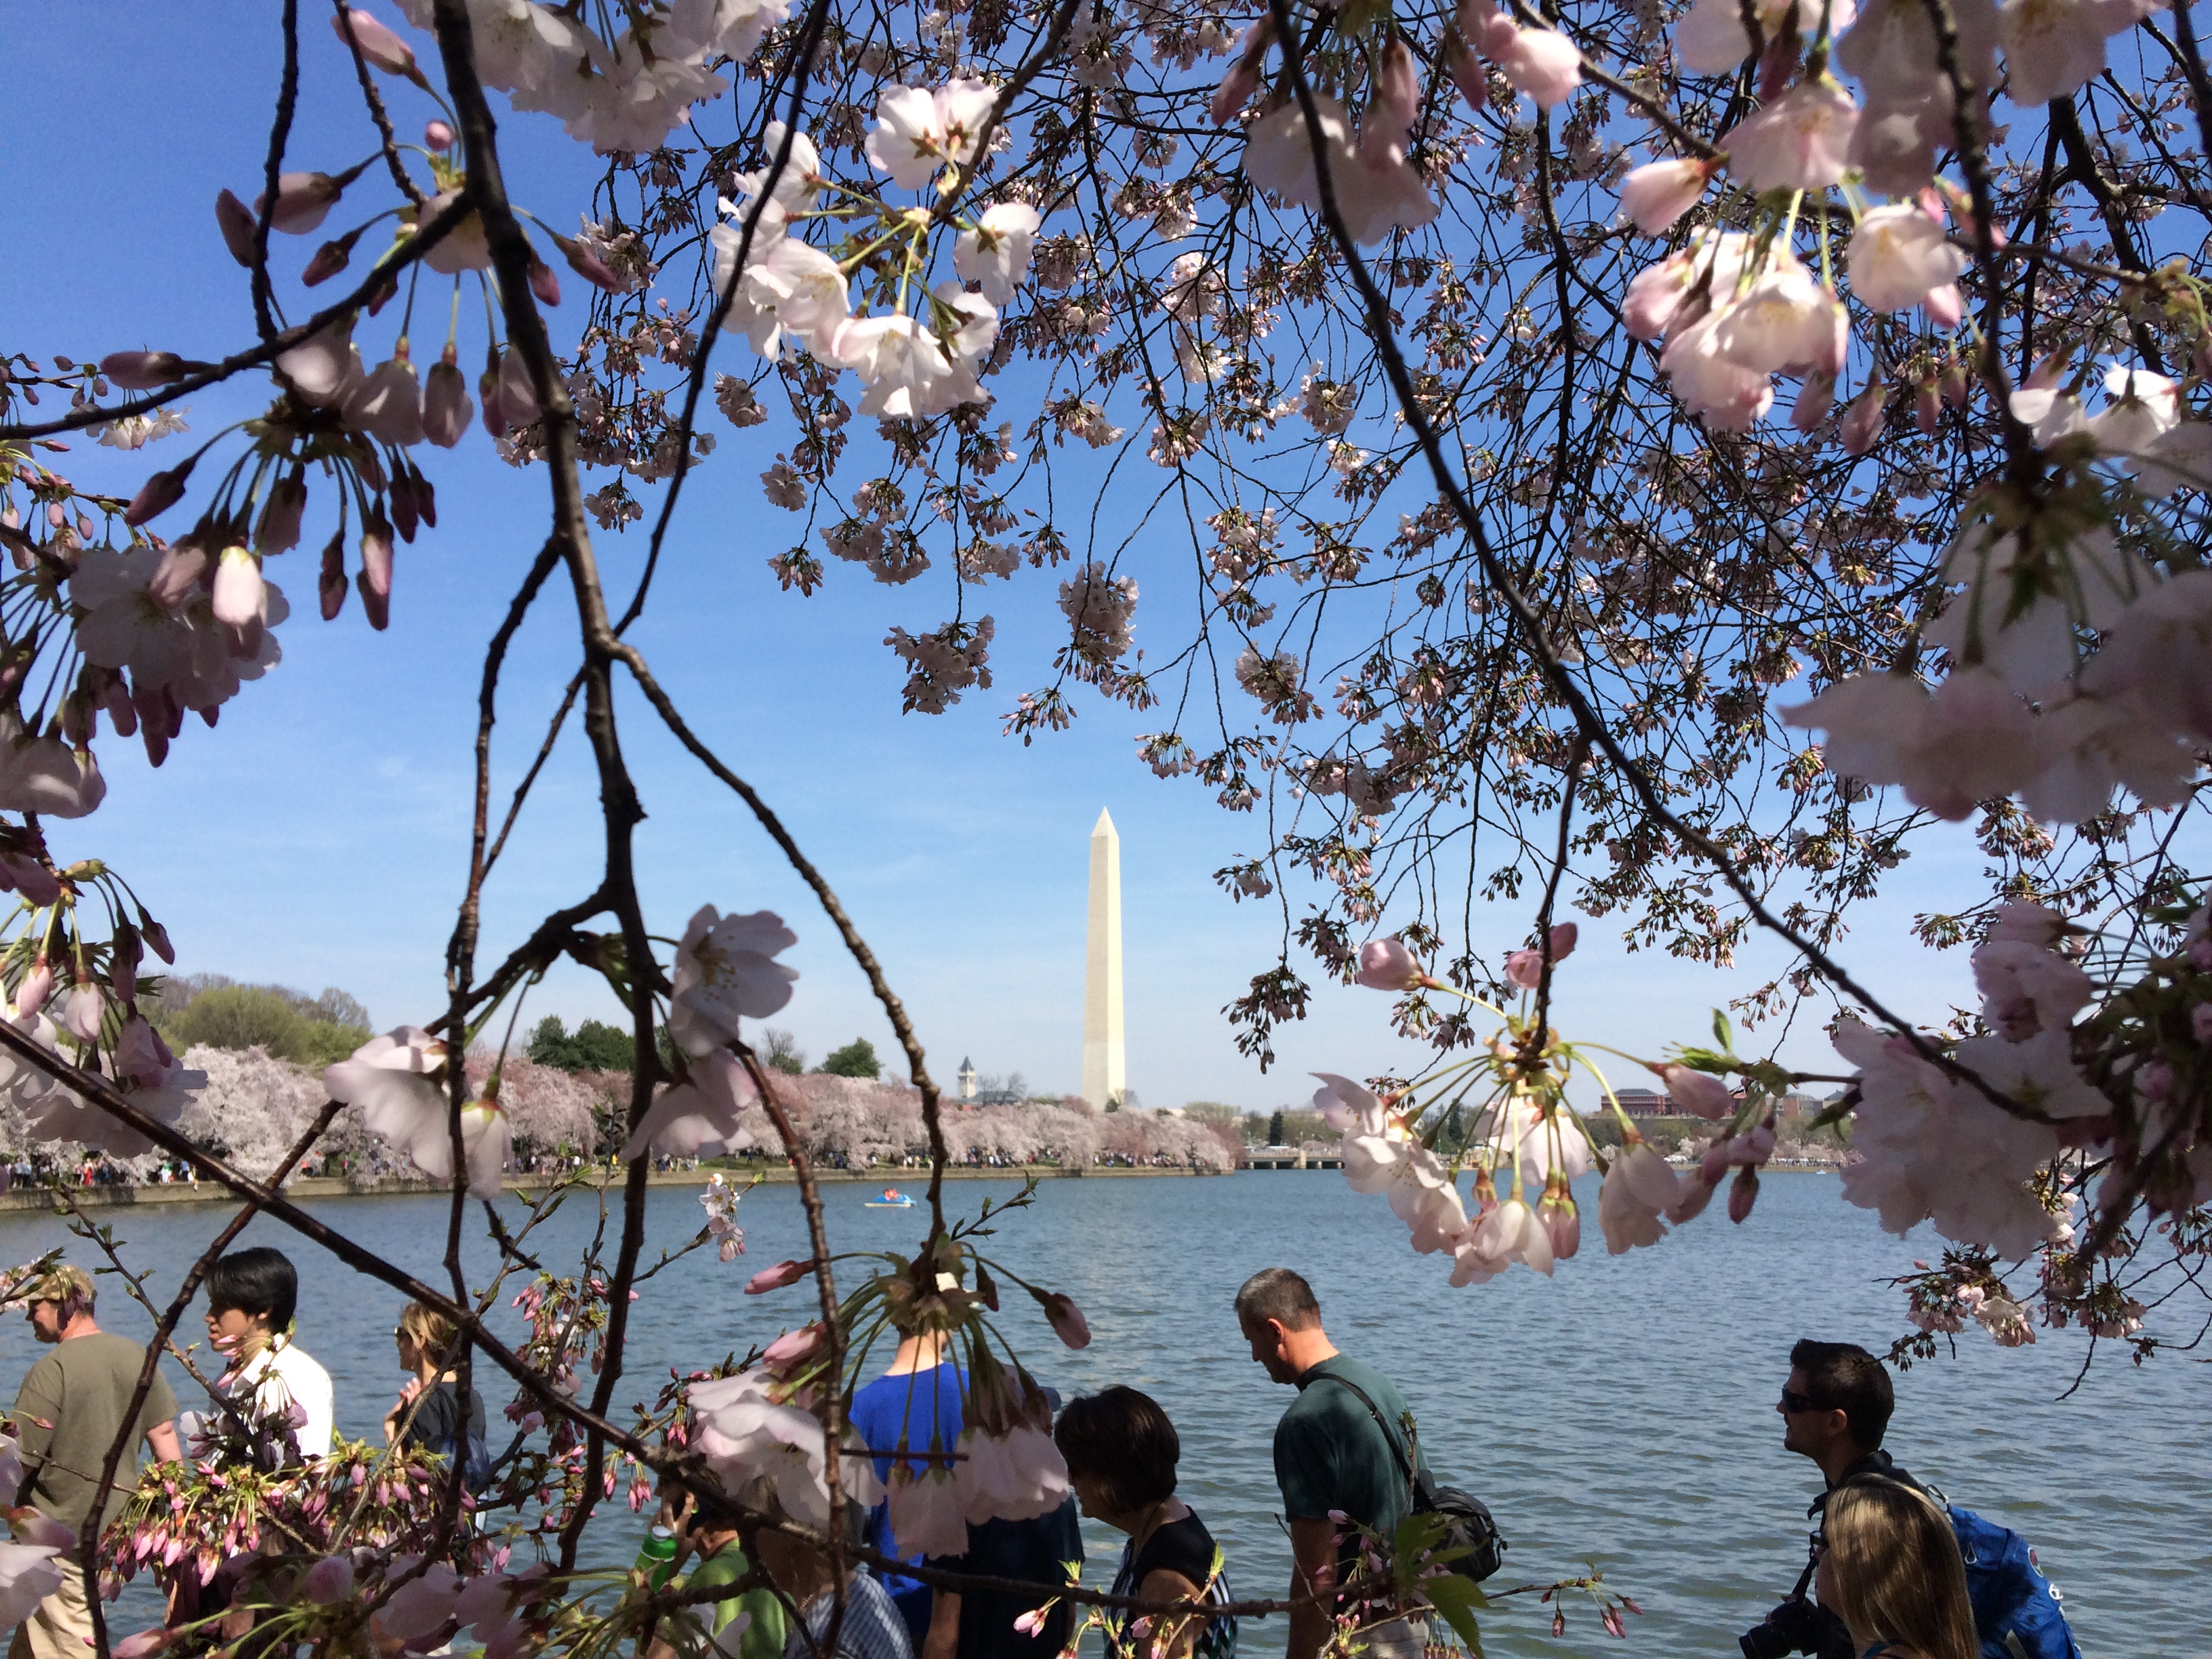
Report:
957,1057,977,1102
1614,1087,1671,1115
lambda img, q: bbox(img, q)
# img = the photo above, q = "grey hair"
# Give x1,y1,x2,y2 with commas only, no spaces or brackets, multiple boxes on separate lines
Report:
1234,1267,1321,1332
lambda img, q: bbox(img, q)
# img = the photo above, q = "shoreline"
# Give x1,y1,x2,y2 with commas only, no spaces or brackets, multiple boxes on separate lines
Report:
0,1161,1234,1212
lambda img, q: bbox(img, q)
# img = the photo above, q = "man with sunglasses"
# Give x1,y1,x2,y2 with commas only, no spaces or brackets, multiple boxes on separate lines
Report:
1740,1340,1922,1659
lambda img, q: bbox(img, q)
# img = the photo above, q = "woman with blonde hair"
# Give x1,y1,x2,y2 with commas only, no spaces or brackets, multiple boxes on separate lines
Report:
1816,1480,1979,1659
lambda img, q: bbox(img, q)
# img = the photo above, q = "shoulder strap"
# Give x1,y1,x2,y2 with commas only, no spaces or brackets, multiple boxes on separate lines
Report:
1315,1371,1416,1490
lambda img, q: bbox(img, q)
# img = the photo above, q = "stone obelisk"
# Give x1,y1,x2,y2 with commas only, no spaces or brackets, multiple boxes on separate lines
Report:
1083,808,1126,1111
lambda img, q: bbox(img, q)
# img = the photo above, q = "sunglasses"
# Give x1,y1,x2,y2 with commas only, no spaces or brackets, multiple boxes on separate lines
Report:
1778,1388,1828,1414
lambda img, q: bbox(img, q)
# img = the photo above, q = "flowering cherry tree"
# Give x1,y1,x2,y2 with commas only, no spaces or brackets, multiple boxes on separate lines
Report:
0,0,2207,1647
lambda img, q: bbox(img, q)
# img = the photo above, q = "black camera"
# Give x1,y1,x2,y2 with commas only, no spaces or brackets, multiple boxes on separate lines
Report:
1738,1596,1826,1659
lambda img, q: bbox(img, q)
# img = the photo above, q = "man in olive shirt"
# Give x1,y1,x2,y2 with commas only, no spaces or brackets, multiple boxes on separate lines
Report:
1235,1269,1427,1659
9,1265,181,1659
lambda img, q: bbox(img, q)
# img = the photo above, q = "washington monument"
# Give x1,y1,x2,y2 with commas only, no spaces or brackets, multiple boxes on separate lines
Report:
1083,807,1125,1111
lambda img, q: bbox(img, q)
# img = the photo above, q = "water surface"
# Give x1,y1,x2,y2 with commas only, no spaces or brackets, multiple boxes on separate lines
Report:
0,1172,2192,1655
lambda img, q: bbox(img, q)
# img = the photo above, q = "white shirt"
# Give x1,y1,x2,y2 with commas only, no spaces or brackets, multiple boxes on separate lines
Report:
229,1338,335,1458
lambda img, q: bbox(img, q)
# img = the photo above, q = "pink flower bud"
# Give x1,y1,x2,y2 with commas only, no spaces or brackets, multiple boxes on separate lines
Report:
425,119,454,150
0,856,62,909
496,346,541,429
1036,1288,1091,1349
529,257,561,308
276,316,361,405
255,171,344,235
1209,53,1265,125
1914,379,1940,434
1658,1063,1734,1120
211,546,265,630
125,466,191,528
63,981,106,1043
1446,30,1489,110
762,1322,827,1374
744,1258,813,1294
358,518,394,630
1355,937,1425,991
332,7,424,82
257,474,308,556
1547,921,1578,960
1665,1174,1716,1224
1504,947,1544,989
16,960,54,1017
1618,157,1710,235
140,916,174,965
552,230,625,293
100,352,193,391
1699,1140,1729,1185
423,359,474,448
215,189,258,266
344,350,426,447
1923,282,1963,328
319,531,349,621
302,237,354,287
390,470,419,544
1727,1165,1759,1223
1748,1123,1776,1161
1791,369,1836,432
1369,37,1421,141
1839,384,1887,455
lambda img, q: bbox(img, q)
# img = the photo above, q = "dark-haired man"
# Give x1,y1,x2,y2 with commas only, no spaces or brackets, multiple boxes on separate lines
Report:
201,1247,333,1462
1235,1268,1428,1659
1742,1339,1923,1659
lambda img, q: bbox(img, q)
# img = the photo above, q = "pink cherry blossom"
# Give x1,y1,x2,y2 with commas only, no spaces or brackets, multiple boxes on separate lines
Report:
1999,0,2129,104
954,1423,1070,1523
865,79,998,190
666,905,799,1056
1034,1289,1091,1349
302,1555,356,1605
1467,5,1585,108
333,7,424,81
1311,1071,1384,1133
1709,267,1848,376
886,1463,968,1557
1722,79,1860,192
0,1543,65,1628
1657,1063,1734,1118
1840,203,1964,314
622,1049,760,1160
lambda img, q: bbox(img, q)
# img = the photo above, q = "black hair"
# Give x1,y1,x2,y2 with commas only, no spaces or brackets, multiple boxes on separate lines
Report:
207,1247,299,1334
1233,1267,1321,1332
1790,1338,1894,1447
1053,1386,1180,1513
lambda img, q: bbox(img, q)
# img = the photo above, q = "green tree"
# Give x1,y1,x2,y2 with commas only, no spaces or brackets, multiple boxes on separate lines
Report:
1267,1110,1286,1145
819,1038,880,1080
163,984,369,1067
529,1015,637,1071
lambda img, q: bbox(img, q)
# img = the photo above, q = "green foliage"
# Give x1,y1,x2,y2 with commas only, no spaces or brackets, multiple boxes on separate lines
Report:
161,984,370,1068
1183,1101,1240,1127
527,1015,636,1072
819,1037,880,1080
1267,1109,1286,1145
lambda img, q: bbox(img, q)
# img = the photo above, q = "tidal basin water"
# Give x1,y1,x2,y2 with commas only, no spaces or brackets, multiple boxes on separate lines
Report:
0,1172,2196,1655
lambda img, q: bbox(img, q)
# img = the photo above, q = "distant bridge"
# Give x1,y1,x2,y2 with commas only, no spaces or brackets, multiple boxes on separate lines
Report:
1237,1146,1344,1170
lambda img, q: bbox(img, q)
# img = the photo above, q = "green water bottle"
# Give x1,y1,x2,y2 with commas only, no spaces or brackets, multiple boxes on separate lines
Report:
635,1525,679,1589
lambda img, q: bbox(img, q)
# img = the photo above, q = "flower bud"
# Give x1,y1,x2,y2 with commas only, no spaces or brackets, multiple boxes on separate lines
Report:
344,349,426,447
319,531,348,621
100,678,137,739
529,256,561,308
215,189,258,266
358,516,394,630
425,119,454,151
1839,384,1887,455
276,315,362,405
255,171,344,235
551,230,625,293
100,352,194,392
331,7,426,83
0,855,62,909
1727,1165,1760,1223
124,465,192,528
15,959,54,1017
302,236,355,287
496,346,541,429
211,546,265,630
1923,282,1963,329
1791,369,1835,433
256,474,308,556
423,356,474,447
1445,30,1488,111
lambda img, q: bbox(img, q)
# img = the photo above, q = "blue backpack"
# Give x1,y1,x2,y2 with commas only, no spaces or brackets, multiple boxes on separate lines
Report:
1946,1506,2082,1659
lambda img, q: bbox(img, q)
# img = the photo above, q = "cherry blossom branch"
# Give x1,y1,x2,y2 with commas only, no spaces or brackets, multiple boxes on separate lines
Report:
1263,0,2047,1126
0,194,475,443
251,0,304,344
331,0,428,207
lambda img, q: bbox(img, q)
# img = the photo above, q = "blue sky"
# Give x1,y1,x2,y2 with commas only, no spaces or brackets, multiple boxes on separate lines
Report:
0,5,2018,1114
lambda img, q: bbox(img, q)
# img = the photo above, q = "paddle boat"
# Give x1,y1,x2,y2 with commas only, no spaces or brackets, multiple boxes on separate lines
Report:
864,1187,916,1208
